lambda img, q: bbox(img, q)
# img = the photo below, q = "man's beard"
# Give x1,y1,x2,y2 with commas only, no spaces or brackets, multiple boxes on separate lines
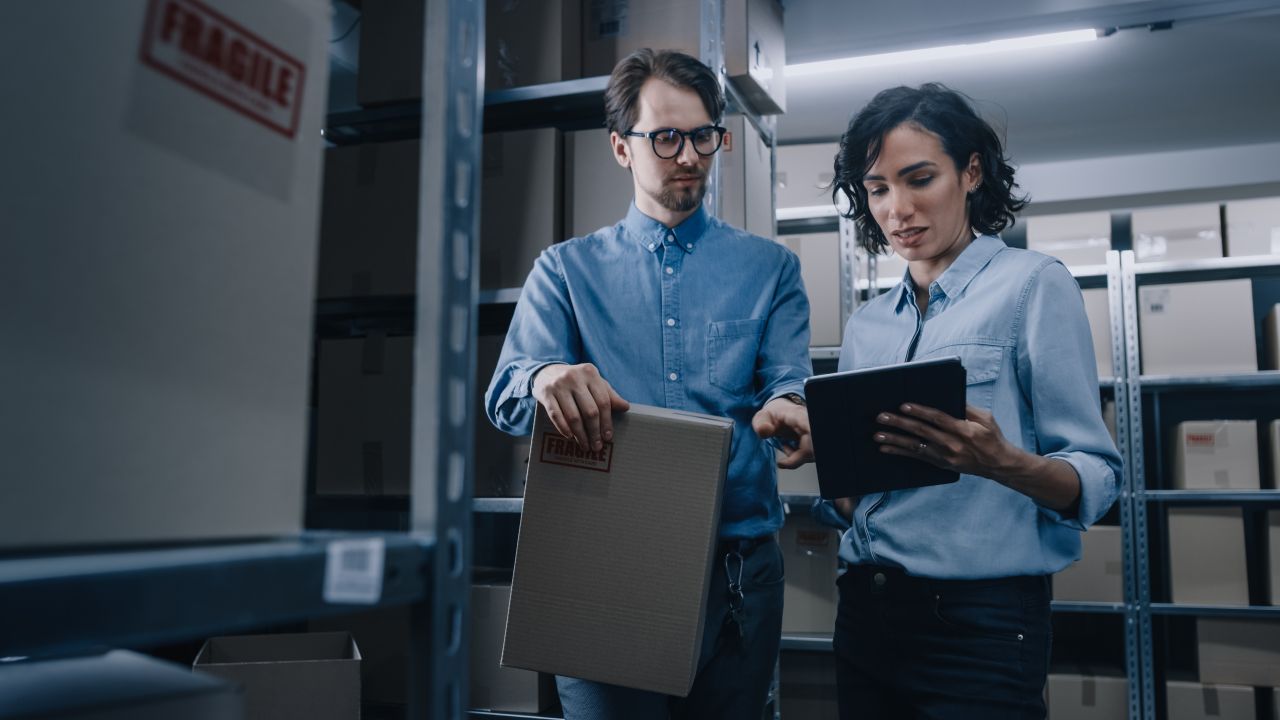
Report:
654,173,706,213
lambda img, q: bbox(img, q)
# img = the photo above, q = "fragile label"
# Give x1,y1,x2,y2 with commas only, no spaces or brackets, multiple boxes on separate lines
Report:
1185,432,1217,448
323,537,385,605
794,529,832,549
140,0,306,138
539,432,613,473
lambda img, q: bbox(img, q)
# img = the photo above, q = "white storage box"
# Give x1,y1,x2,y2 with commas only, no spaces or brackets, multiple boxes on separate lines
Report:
1138,279,1257,376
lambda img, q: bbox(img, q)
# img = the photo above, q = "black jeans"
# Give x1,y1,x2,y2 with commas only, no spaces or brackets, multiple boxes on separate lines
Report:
833,564,1052,720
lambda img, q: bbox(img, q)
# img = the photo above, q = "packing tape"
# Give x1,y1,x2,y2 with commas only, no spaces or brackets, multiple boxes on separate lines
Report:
362,441,384,495
362,331,386,375
357,144,378,187
1202,685,1220,716
1081,676,1096,707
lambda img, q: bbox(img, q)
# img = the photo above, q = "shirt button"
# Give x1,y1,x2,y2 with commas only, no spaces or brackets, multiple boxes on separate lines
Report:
668,372,678,381
648,243,656,251
665,266,674,275
872,572,887,587
665,235,673,244
686,243,693,250
666,318,676,327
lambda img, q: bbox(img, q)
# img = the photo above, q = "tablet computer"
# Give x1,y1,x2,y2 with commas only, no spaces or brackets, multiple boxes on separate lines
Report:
803,356,966,499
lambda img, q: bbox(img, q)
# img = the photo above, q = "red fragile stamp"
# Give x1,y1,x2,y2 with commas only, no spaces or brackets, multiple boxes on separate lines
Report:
539,433,614,473
140,0,306,138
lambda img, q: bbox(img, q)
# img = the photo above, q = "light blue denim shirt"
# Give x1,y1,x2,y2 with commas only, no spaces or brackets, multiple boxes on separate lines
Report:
837,234,1121,579
486,203,812,539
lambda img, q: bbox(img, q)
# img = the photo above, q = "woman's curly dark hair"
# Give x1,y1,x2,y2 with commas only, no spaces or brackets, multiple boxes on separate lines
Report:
831,83,1028,255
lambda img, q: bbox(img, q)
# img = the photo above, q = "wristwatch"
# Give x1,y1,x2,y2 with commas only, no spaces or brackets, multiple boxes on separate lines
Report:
778,392,806,406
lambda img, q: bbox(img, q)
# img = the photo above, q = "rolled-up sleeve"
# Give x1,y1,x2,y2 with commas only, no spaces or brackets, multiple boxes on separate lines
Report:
755,249,814,407
485,248,580,436
1016,261,1123,529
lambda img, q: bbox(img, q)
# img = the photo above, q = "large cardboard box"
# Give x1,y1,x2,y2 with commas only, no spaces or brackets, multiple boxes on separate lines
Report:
1026,211,1112,268
315,336,413,496
1053,524,1124,603
777,458,821,496
1173,420,1261,491
3,0,327,549
720,115,775,239
476,334,532,497
357,0,424,106
317,140,419,299
1046,672,1127,720
0,650,243,720
1082,288,1115,378
781,233,841,347
1265,305,1280,371
781,515,839,634
564,127,633,238
775,142,838,211
1166,681,1255,720
486,0,581,91
1225,197,1280,257
1270,510,1280,605
1138,279,1257,376
473,583,558,712
1132,203,1224,263
779,651,838,720
194,632,361,720
1168,507,1249,606
582,0,786,115
1197,619,1280,686
503,404,732,696
309,607,409,706
482,128,563,290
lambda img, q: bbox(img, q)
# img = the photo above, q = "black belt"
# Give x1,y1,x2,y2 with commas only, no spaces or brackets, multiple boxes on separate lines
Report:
717,534,774,557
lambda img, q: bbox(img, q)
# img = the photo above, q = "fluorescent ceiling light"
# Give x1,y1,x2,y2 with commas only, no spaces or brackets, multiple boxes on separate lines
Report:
785,29,1099,77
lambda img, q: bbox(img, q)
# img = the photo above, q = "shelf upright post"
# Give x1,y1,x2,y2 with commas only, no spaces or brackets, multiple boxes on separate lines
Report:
410,0,484,717
701,0,725,219
837,214,861,325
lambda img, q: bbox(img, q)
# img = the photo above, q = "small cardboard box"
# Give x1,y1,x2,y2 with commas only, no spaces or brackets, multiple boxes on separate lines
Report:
720,115,775,239
564,127,633,238
1172,420,1261,491
1168,507,1249,606
775,142,838,211
481,128,563,290
1138,279,1257,376
1082,288,1115,378
781,233,841,347
0,650,243,719
503,404,732,696
1265,305,1280,371
1102,399,1118,446
1225,197,1280,257
357,0,425,106
486,0,581,91
472,583,558,712
315,336,413,496
1046,672,1128,720
777,459,821,496
1026,211,1112,268
780,515,839,634
1269,509,1280,605
779,651,839,720
476,333,532,497
194,632,361,720
1197,619,1280,686
1166,681,1255,720
1132,203,1224,263
1053,524,1124,603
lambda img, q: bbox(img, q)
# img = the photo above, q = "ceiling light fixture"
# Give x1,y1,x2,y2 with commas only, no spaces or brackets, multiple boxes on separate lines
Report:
785,29,1099,77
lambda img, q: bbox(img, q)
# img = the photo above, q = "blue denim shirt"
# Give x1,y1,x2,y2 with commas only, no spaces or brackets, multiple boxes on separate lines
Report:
486,203,812,539
838,234,1121,579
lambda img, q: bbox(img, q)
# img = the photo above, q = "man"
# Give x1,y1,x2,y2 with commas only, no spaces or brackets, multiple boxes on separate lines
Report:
485,48,812,719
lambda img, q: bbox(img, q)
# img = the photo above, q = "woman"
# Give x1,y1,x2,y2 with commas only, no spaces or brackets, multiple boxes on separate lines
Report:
827,83,1122,719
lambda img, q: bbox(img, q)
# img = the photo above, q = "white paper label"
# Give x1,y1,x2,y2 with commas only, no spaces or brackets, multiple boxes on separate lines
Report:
324,537,385,604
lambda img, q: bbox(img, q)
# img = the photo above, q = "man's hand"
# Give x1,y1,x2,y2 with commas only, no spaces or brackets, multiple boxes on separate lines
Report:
532,363,630,451
752,397,813,469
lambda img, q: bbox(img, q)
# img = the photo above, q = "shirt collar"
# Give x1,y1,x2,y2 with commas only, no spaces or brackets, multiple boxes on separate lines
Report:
623,202,709,254
893,234,1007,311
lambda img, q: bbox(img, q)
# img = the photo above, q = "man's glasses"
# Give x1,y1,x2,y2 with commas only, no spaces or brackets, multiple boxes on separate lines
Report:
623,125,727,160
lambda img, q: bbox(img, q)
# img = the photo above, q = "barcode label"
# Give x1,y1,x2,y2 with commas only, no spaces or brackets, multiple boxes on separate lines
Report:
324,537,385,605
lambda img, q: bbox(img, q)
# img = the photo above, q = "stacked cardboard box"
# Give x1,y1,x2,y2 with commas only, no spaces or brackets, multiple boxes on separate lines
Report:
720,115,775,239
1167,507,1249,606
357,0,425,106
777,456,821,496
781,233,842,347
475,334,532,497
1132,204,1223,263
1138,280,1257,376
1053,525,1124,603
1224,197,1280,257
780,515,839,634
1026,212,1112,267
481,129,564,291
1265,305,1280,371
194,633,361,720
564,128,633,239
1082,288,1115,378
1165,681,1255,720
1172,420,1261,490
1270,510,1280,605
473,583,558,712
1046,672,1127,720
779,651,838,719
1197,619,1280,686
775,142,839,211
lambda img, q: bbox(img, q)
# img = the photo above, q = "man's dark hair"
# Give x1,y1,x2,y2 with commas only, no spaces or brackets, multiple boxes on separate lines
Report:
831,83,1029,254
604,48,725,134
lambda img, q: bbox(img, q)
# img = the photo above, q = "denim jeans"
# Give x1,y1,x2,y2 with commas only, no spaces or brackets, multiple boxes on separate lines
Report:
834,564,1052,720
556,536,785,720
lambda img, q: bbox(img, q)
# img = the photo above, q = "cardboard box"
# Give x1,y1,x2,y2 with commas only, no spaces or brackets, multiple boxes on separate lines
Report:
781,233,841,347
1132,203,1224,263
1053,524,1124,603
1026,211,1112,267
4,0,327,549
1173,420,1261,491
1265,305,1280,371
1138,279,1257,376
476,334,532,497
1270,510,1280,605
870,249,909,284
1168,507,1249,606
775,142,838,211
357,0,424,106
486,0,581,91
1166,681,1255,720
1273,420,1280,489
777,458,821,496
317,140,419,299
720,115,775,239
503,404,732,696
1197,619,1280,686
315,336,413,495
1082,288,1115,378
1046,672,1127,720
582,0,786,115
0,650,243,720
779,651,838,720
473,583,558,712
1102,399,1118,446
482,128,563,290
1225,197,1280,257
309,607,409,706
781,515,839,634
564,127,634,238
194,632,361,720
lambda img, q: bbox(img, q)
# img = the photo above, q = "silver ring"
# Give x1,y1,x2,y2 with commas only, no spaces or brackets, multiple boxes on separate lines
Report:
917,441,928,453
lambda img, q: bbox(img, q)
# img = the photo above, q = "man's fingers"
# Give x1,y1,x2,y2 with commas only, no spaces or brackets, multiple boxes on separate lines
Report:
555,390,590,449
586,382,614,448
608,386,631,413
570,386,602,450
542,396,574,441
752,409,778,438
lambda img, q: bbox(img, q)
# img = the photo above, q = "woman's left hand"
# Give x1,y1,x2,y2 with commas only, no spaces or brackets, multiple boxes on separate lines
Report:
873,403,1018,481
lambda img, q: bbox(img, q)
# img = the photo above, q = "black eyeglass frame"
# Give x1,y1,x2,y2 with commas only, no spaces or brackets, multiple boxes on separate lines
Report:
622,124,728,159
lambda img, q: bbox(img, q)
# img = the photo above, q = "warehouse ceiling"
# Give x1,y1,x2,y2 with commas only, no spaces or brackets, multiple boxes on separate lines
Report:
778,0,1280,163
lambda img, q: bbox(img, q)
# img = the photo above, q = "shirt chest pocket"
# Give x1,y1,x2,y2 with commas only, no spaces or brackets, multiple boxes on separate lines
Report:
925,342,1004,411
707,318,765,395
